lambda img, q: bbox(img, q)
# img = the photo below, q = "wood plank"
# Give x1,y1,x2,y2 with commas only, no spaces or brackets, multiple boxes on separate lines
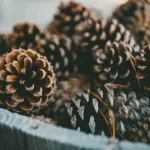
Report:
0,108,150,150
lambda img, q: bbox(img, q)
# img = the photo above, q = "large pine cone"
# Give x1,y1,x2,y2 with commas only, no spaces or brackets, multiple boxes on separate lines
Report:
75,18,140,54
92,41,136,86
113,0,150,47
56,86,150,141
74,19,140,73
57,89,112,136
48,1,98,37
0,49,56,114
136,45,150,90
36,34,79,79
10,23,45,49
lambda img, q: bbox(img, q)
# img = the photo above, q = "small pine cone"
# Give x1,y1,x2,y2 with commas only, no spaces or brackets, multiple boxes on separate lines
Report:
0,34,11,54
0,49,56,114
32,115,56,125
10,23,45,49
75,18,140,54
36,34,79,79
113,0,150,31
124,117,150,143
136,45,150,90
113,0,150,47
92,41,136,86
48,1,98,37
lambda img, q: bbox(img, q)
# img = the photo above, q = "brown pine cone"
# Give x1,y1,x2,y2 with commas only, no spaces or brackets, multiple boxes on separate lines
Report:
113,0,150,31
75,18,140,54
92,41,136,86
113,0,150,47
0,49,56,114
136,45,150,90
48,1,98,37
36,34,79,79
10,23,45,49
74,18,140,74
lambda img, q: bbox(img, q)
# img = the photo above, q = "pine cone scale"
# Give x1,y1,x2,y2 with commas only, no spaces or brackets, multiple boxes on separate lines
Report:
6,99,18,108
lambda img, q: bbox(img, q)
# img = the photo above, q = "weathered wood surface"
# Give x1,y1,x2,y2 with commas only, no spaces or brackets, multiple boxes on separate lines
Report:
0,109,150,150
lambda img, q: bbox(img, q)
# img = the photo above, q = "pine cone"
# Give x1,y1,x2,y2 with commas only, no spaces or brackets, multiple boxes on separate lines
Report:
0,49,56,114
98,87,150,121
75,18,140,53
113,0,150,31
36,34,79,79
0,34,11,54
74,19,140,73
10,23,45,49
58,89,112,136
135,45,150,90
48,1,98,37
124,117,150,143
92,41,136,86
56,86,150,138
113,0,150,47
97,86,150,141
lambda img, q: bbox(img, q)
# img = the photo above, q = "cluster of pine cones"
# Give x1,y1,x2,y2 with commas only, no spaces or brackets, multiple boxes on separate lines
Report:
1,0,150,144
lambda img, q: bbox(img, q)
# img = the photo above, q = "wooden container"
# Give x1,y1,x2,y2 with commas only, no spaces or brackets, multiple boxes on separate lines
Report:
0,0,149,149
0,108,150,150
